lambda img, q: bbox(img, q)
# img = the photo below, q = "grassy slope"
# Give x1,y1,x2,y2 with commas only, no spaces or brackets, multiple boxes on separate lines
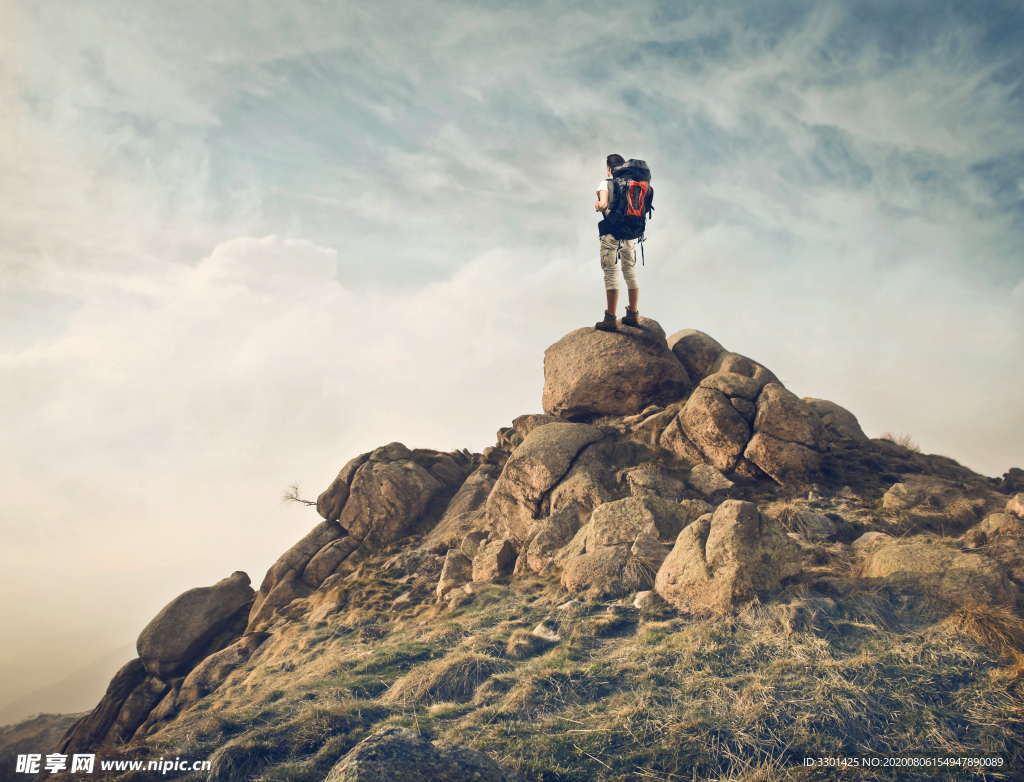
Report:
98,558,1024,782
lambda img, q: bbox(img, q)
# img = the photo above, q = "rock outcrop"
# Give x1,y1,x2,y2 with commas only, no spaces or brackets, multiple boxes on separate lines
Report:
56,318,1022,769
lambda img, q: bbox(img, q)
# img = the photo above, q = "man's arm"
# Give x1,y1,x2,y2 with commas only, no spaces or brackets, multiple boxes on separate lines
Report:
595,188,609,212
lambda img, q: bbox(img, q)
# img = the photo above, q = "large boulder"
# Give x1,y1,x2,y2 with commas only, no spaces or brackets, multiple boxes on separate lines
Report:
803,397,869,446
325,726,521,782
654,500,802,614
859,539,1018,608
667,329,724,382
137,571,254,678
318,443,475,548
743,384,825,484
581,495,690,549
484,422,604,542
559,496,690,598
543,320,691,418
678,386,751,472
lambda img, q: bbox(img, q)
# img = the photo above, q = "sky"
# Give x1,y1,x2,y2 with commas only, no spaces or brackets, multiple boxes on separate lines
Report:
2,0,1023,721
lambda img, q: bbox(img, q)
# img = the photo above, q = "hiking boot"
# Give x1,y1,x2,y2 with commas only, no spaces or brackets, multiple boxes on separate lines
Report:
622,307,640,327
594,310,618,332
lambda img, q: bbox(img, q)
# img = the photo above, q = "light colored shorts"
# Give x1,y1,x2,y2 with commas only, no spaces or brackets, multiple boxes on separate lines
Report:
600,234,638,291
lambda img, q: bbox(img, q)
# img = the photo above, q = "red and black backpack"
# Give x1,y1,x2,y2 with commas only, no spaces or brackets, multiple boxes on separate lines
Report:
599,159,654,245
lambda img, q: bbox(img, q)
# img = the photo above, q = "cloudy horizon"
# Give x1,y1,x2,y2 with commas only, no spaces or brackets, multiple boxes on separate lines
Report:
2,0,1022,722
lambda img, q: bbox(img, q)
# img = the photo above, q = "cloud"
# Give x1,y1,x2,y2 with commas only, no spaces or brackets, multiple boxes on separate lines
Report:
2,0,1024,713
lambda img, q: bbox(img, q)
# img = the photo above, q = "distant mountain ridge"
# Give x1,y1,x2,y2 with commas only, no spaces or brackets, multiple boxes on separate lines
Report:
0,643,135,728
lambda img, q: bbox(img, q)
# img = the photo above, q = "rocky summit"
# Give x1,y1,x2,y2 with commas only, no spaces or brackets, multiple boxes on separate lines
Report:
21,321,1024,782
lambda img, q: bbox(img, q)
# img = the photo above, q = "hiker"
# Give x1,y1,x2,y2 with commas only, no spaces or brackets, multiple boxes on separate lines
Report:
593,154,653,332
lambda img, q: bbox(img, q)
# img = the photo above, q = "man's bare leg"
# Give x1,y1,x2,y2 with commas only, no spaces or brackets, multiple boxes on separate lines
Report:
605,288,618,316
627,287,639,313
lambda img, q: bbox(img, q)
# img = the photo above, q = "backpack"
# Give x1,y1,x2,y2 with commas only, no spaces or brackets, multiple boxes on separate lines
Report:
599,159,655,250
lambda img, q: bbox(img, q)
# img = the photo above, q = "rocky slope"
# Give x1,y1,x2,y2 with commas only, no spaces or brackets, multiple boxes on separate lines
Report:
23,321,1024,781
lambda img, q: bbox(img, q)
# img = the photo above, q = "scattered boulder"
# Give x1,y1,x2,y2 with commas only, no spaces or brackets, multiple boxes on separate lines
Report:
633,590,667,612
558,495,690,598
851,531,895,556
584,496,690,549
963,512,1024,548
543,320,691,418
137,571,254,678
436,550,473,600
1008,493,1024,519
881,475,991,533
472,539,516,582
654,500,802,614
325,726,522,782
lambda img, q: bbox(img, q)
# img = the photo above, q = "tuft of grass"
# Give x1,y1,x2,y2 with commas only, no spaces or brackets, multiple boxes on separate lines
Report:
383,651,511,706
880,431,920,452
207,740,284,782
505,628,555,660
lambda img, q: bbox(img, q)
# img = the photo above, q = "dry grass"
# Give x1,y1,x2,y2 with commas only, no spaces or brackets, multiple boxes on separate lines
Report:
936,603,1024,680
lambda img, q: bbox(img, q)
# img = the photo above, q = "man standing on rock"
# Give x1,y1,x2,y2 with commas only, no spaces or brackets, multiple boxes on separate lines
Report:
594,153,649,332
